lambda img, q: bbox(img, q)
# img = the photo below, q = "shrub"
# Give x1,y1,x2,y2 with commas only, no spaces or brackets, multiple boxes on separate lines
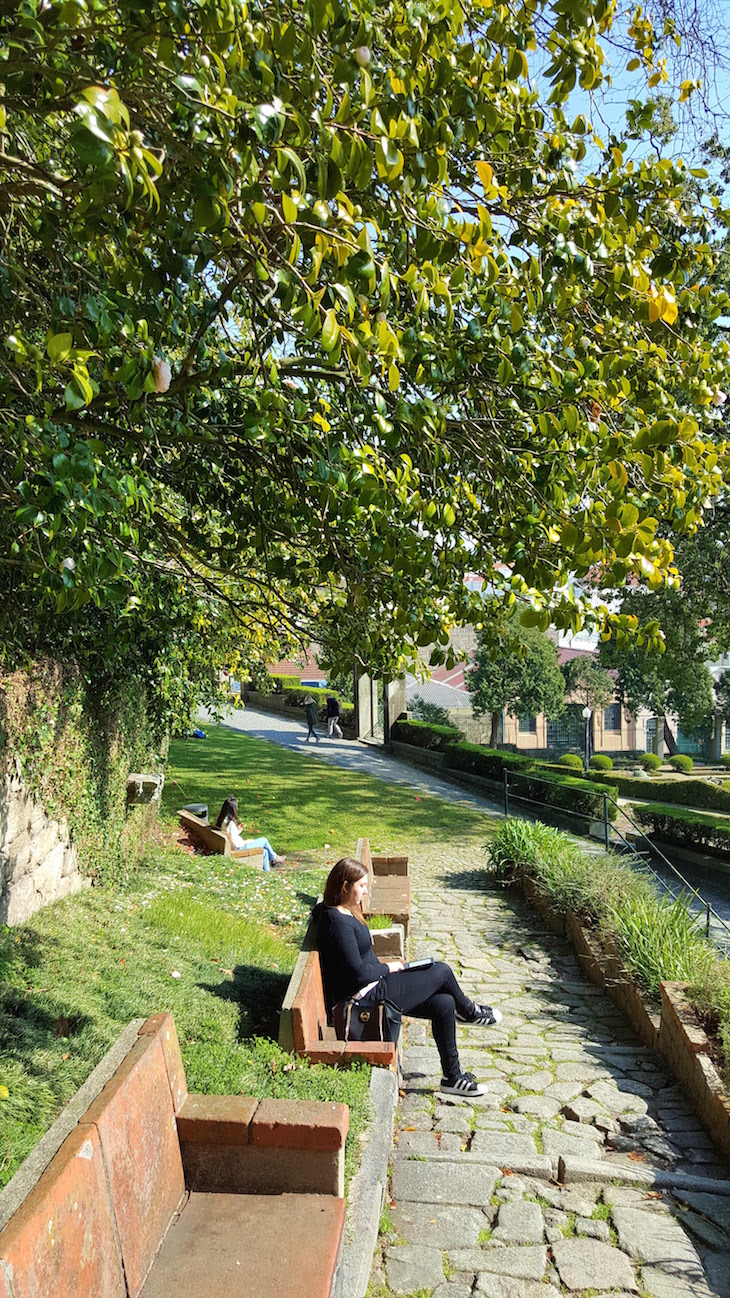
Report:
590,772,730,814
589,754,614,771
638,752,662,771
390,718,463,752
633,803,730,861
720,754,730,769
444,742,534,780
508,769,618,823
408,695,455,728
558,753,585,770
669,754,694,773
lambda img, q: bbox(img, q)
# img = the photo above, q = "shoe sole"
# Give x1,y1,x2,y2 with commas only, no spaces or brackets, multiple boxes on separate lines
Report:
440,1082,488,1097
457,1009,503,1026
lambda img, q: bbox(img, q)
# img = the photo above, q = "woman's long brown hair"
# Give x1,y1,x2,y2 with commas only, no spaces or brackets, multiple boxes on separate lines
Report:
323,857,369,925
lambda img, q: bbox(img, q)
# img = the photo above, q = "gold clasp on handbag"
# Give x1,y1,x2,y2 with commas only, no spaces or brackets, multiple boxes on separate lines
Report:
359,1009,371,1021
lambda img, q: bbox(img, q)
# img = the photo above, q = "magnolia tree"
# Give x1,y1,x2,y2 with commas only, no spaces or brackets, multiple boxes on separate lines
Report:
2,0,730,702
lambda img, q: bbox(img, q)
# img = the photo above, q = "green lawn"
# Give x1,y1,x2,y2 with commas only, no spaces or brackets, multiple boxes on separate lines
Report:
163,723,486,855
1,725,492,1190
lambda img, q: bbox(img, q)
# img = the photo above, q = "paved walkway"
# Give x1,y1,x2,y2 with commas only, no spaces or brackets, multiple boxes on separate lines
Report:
199,704,502,813
370,843,730,1298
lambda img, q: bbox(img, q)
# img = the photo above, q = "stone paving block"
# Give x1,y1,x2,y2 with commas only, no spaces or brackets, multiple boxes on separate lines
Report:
544,1081,585,1103
556,1062,611,1083
508,1095,561,1119
397,1131,440,1155
679,1209,730,1251
563,1097,609,1125
449,1244,547,1279
391,1203,490,1249
562,1118,604,1141
587,1081,649,1115
680,1191,730,1233
385,1244,444,1294
433,1278,477,1298
440,1133,466,1154
391,1158,499,1206
511,1071,555,1092
469,1132,539,1163
492,1200,544,1245
542,1129,606,1163
701,1253,730,1298
561,1188,600,1214
475,1278,556,1298
576,1217,610,1241
611,1205,706,1272
641,1264,715,1298
603,1186,670,1210
436,1110,472,1135
551,1238,638,1292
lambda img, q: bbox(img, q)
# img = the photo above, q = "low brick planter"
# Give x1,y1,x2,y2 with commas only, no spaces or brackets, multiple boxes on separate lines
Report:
515,872,730,1162
658,981,730,1162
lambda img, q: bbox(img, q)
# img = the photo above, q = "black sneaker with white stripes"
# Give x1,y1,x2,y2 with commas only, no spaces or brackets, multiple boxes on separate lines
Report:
440,1071,487,1097
456,1004,503,1026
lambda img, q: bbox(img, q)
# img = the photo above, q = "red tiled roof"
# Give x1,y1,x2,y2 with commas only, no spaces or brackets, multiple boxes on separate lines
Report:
267,654,326,679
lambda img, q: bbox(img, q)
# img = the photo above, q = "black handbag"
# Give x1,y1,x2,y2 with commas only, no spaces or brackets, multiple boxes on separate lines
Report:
333,980,402,1044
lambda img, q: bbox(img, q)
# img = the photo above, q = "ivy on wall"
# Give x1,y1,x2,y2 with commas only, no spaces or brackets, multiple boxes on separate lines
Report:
0,661,159,885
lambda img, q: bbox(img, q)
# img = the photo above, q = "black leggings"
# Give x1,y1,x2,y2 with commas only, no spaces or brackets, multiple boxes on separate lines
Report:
364,961,475,1081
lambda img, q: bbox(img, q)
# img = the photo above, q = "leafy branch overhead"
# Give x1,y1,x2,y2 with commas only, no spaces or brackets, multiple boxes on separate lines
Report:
2,0,730,679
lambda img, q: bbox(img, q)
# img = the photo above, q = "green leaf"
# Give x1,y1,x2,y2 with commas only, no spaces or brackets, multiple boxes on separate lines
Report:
321,309,340,351
47,332,73,364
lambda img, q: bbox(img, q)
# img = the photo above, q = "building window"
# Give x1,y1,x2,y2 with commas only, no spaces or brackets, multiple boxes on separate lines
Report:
604,702,621,732
546,718,580,748
725,721,730,752
519,716,537,734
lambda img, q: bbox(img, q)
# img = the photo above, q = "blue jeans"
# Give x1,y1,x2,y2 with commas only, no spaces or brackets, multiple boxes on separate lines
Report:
239,836,277,871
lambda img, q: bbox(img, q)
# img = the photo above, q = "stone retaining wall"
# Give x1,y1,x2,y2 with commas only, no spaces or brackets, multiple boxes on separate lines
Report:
0,759,90,925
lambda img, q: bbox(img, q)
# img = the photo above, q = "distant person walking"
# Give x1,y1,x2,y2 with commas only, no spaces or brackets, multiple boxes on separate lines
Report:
326,694,343,739
304,695,320,743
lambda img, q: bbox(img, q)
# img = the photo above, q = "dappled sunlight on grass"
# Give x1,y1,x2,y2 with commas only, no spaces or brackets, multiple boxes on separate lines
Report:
163,724,487,854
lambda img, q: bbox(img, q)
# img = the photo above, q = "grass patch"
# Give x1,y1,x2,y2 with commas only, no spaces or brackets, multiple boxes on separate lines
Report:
163,724,488,855
2,724,494,1191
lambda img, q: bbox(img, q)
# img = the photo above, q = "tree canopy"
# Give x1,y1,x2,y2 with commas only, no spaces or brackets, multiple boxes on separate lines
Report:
469,621,565,745
2,0,730,713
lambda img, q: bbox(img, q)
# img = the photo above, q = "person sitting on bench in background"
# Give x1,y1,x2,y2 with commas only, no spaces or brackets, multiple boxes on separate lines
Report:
316,857,501,1097
215,795,285,871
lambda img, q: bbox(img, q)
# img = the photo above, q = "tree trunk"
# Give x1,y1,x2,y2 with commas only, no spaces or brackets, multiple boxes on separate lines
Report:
490,710,500,747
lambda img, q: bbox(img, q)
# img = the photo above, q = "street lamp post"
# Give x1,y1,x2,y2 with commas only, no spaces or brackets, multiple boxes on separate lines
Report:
582,705,593,771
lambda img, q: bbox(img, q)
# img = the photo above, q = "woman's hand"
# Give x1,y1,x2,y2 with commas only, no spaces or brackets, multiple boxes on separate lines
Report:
386,960,404,973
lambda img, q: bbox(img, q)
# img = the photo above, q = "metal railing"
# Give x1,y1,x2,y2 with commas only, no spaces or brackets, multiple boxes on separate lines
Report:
502,768,730,953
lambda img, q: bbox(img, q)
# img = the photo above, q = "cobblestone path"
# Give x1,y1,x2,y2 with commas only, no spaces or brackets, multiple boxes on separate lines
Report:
370,844,730,1298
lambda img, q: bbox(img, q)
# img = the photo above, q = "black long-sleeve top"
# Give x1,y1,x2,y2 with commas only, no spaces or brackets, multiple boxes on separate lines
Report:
317,906,389,1008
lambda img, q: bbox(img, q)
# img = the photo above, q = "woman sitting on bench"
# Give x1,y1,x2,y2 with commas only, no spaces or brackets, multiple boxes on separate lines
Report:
317,858,501,1097
215,796,285,871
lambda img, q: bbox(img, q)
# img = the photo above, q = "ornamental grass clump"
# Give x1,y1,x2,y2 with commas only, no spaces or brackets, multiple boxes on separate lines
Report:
485,818,718,999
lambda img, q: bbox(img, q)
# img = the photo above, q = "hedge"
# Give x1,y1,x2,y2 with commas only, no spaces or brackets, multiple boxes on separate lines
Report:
508,770,619,823
590,772,730,813
589,754,614,771
633,803,730,862
444,742,534,780
439,742,617,823
390,718,463,752
558,753,584,770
